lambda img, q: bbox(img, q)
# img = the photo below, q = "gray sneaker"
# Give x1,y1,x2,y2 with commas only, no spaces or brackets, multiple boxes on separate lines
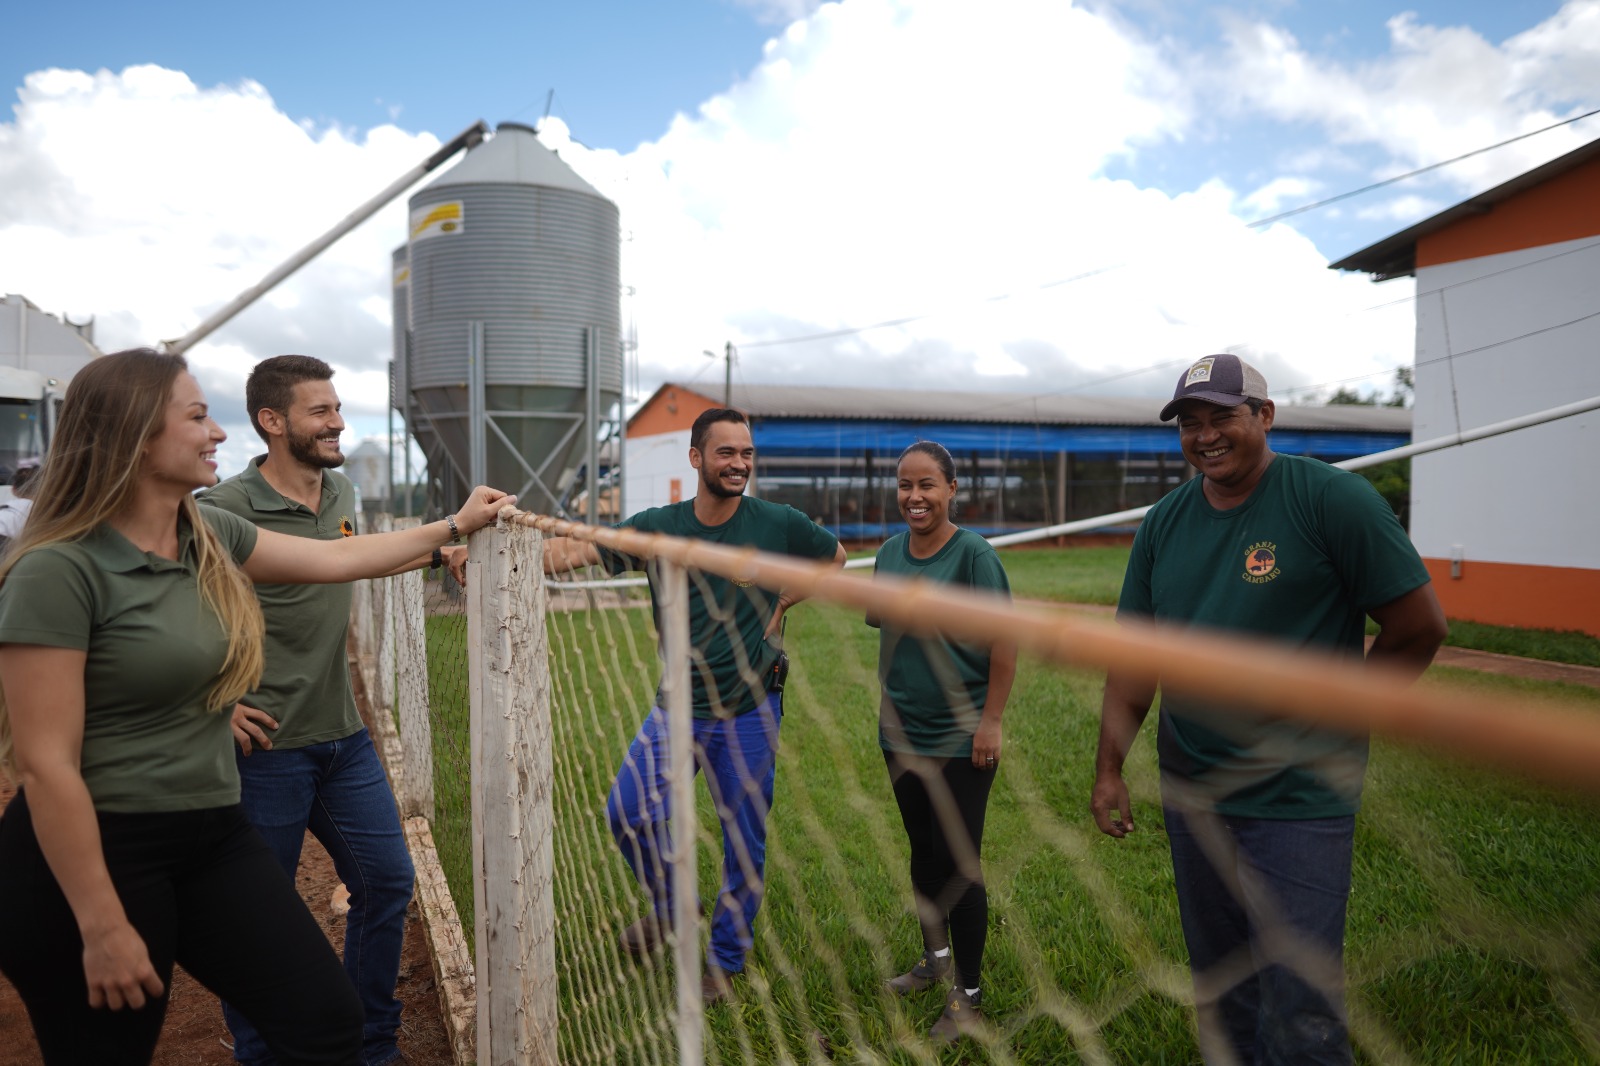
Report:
886,950,951,995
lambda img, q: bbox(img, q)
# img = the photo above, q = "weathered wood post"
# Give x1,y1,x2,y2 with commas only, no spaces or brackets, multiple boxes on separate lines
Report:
468,519,557,1065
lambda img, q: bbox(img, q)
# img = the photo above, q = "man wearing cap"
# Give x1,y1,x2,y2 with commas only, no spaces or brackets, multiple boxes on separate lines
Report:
1090,353,1446,1065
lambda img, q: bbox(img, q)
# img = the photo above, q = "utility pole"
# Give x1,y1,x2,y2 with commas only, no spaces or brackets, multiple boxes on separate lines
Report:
705,342,738,407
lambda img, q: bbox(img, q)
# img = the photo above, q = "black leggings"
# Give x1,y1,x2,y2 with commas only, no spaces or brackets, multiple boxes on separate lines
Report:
0,791,363,1066
884,750,995,990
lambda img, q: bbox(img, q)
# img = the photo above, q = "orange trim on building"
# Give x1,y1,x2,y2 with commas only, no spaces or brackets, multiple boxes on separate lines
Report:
628,384,721,438
1416,154,1600,268
1422,558,1600,637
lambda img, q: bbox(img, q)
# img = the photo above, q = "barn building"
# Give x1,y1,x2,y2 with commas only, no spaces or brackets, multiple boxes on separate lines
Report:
1332,136,1600,637
625,382,1411,542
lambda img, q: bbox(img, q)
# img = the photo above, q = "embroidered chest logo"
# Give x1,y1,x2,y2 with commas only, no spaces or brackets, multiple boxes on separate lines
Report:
1243,542,1279,584
339,517,355,537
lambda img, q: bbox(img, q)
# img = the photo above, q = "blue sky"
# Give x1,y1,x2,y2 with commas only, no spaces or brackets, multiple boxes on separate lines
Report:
3,0,1596,472
3,0,779,152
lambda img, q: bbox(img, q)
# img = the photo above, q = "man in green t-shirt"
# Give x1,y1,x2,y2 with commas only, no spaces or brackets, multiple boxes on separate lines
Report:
1090,354,1446,1066
201,355,429,1066
540,408,845,1005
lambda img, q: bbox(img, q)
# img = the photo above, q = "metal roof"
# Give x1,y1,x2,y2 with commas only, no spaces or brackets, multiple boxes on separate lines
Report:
707,382,1411,434
1328,134,1600,281
420,122,605,199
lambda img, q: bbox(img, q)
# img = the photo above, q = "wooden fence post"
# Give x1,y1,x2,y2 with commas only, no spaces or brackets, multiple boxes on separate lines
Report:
468,520,557,1065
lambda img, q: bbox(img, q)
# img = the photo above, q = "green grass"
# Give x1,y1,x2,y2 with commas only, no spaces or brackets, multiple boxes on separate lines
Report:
421,595,1600,1065
988,545,1130,606
1438,619,1600,667
998,544,1600,667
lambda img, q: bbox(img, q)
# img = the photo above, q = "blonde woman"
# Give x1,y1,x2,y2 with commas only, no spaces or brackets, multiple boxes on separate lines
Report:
0,348,511,1065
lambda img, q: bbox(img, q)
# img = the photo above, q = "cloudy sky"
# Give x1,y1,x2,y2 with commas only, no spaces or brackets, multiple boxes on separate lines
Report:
2,0,1597,476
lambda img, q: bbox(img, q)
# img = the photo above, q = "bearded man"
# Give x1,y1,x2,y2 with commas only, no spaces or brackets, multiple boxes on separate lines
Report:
201,355,429,1066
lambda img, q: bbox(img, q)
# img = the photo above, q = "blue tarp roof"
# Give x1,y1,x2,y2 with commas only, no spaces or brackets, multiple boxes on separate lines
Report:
749,418,1406,460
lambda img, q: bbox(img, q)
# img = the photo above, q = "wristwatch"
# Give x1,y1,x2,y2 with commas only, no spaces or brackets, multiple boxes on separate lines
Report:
446,514,461,543
431,548,444,570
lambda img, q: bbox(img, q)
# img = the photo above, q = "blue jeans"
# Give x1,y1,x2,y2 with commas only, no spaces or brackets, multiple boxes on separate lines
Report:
1165,806,1355,1066
224,729,414,1066
607,694,782,974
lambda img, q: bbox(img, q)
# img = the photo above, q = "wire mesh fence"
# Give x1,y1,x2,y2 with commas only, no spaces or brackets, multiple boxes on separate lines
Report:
351,511,1600,1066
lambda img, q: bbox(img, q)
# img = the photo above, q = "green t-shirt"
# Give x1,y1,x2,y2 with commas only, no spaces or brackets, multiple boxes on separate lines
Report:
1118,454,1431,818
199,458,363,748
0,508,259,812
871,528,1011,757
596,497,840,718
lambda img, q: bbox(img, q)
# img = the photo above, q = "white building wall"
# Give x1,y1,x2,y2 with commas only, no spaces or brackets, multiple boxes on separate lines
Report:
0,294,98,382
624,430,693,513
1410,235,1600,569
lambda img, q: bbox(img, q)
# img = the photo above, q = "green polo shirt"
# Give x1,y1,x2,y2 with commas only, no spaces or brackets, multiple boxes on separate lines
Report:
198,457,363,748
871,528,1011,757
595,497,841,718
0,508,259,812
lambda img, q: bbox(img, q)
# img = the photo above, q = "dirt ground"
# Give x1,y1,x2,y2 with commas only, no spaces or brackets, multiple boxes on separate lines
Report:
0,782,454,1066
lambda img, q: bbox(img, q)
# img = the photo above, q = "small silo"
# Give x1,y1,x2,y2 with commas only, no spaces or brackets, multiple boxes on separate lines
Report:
390,243,409,413
404,121,621,514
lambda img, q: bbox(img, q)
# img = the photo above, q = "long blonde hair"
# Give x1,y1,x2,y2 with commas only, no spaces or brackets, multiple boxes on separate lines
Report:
0,349,264,771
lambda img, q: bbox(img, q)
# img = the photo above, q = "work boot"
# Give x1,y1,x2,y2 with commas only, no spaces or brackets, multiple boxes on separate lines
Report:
617,915,666,956
886,950,951,995
701,964,736,1007
929,987,982,1044
618,900,707,956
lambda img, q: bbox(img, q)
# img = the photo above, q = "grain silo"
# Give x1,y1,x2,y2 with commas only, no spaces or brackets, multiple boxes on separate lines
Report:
403,121,621,516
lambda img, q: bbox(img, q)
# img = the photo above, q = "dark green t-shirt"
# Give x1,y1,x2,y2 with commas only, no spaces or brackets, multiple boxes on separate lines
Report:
1118,454,1431,818
199,458,363,748
872,528,1011,757
0,508,259,812
596,497,840,718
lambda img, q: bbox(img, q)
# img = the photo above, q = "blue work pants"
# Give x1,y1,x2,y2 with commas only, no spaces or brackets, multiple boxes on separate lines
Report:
607,694,782,974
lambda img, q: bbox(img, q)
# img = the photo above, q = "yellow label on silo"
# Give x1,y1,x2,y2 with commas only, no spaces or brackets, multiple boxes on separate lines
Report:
411,201,464,241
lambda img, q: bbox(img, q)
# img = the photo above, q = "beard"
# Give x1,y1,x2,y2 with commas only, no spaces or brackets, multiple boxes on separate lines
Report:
700,465,746,499
287,423,345,469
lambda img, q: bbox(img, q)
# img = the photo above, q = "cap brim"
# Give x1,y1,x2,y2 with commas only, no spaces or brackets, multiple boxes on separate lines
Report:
1159,390,1248,422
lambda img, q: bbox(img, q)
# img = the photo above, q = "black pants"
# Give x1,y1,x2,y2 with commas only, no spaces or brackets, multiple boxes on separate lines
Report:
0,791,363,1066
884,750,995,990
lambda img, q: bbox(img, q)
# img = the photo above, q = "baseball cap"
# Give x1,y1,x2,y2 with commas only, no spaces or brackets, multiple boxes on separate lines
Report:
1159,354,1270,422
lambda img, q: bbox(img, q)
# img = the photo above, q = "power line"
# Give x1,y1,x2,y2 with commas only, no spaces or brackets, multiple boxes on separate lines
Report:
1245,105,1600,228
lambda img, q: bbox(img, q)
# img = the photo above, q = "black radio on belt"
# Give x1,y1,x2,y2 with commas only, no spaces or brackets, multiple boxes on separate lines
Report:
767,651,789,694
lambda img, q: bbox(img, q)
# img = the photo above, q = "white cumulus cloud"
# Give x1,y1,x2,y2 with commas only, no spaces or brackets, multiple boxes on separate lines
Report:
2,0,1596,481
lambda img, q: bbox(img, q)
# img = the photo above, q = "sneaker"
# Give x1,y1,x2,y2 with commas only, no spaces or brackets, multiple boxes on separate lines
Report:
701,964,736,1007
928,988,982,1044
886,950,951,995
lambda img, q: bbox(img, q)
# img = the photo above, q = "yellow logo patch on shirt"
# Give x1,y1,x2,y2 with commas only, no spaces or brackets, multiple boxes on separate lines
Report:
339,517,355,537
1243,542,1279,583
